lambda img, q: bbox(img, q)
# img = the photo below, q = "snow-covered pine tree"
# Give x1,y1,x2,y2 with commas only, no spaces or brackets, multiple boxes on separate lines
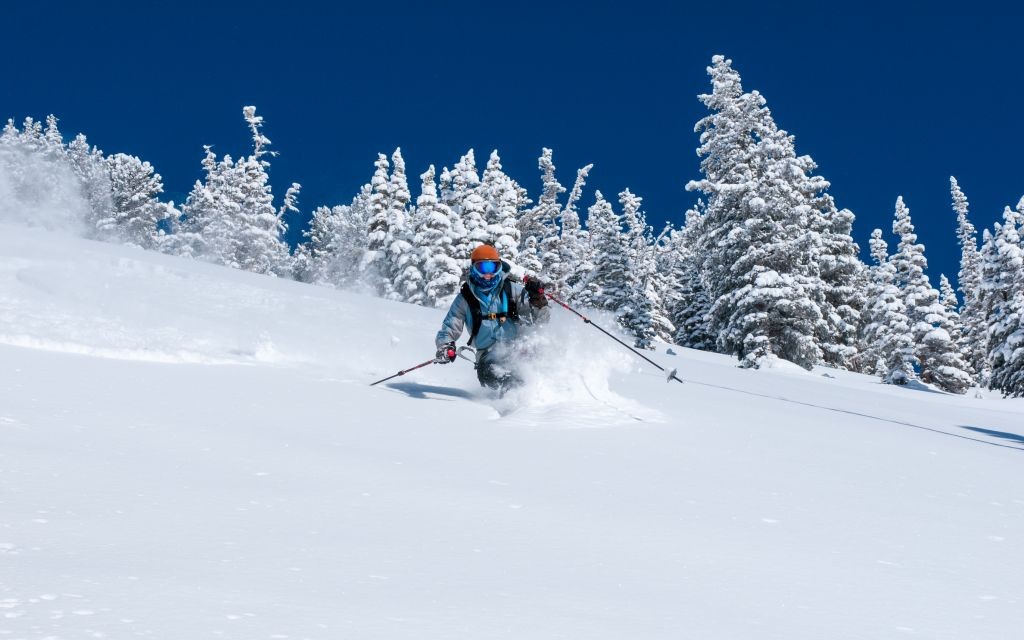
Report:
686,55,826,369
575,191,628,312
985,206,1024,396
518,148,564,276
385,148,420,302
889,196,960,387
104,153,172,249
439,166,454,209
617,189,662,348
646,224,678,344
480,150,522,262
536,150,568,287
668,205,716,350
66,133,113,233
293,204,336,284
452,150,488,259
294,185,371,288
175,146,228,261
364,153,393,293
975,228,1001,387
1,119,18,145
860,229,917,384
17,116,44,153
393,203,426,305
938,274,961,333
554,163,593,293
950,176,985,379
917,273,974,394
657,227,685,342
230,107,295,276
811,195,865,370
929,273,976,393
416,165,463,308
42,115,65,160
173,108,296,276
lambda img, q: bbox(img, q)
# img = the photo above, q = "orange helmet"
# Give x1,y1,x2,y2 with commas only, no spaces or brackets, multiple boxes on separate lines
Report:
470,244,501,263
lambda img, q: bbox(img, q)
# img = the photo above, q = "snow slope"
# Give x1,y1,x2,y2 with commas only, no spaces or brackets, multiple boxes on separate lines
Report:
1,223,1022,640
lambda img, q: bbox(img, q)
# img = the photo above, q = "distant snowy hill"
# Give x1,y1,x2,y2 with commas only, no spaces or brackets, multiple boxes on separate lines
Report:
2,223,1022,639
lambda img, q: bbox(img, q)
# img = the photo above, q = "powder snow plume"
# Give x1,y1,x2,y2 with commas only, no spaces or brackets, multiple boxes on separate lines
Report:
0,145,89,234
496,308,664,426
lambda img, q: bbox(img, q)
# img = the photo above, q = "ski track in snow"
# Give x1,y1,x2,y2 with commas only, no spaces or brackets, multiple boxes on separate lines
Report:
675,375,1024,452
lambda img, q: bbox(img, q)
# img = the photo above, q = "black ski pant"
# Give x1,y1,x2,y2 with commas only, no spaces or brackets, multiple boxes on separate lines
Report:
475,345,523,393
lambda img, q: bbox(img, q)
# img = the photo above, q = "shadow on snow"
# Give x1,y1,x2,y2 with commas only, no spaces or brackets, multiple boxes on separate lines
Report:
385,381,478,401
960,426,1024,446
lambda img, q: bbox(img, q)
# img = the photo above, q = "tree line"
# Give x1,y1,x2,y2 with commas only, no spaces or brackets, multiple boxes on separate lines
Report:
1,55,1021,396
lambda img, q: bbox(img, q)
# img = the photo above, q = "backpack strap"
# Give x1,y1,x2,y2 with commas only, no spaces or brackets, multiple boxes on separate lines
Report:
460,282,483,347
503,277,519,322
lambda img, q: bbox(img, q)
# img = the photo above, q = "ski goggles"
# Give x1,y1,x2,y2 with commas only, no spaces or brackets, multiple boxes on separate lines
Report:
473,260,501,275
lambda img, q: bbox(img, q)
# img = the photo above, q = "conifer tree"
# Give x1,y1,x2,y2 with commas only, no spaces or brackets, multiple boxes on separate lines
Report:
104,153,172,249
454,150,488,251
66,133,113,233
889,196,960,386
1,119,18,146
385,148,420,301
861,229,917,384
917,275,974,394
294,185,370,289
416,165,463,307
364,153,393,293
985,207,1024,396
575,191,628,312
975,228,999,387
175,108,295,277
17,117,45,152
42,115,65,160
687,55,826,369
950,176,985,378
939,274,959,320
480,150,522,262
341,185,374,288
176,146,228,261
230,107,295,276
812,197,865,370
554,163,593,292
618,189,671,347
928,274,976,393
518,148,564,276
668,206,716,350
293,205,336,284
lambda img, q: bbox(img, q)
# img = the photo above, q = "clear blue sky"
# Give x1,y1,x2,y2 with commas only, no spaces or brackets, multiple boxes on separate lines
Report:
4,1,1022,291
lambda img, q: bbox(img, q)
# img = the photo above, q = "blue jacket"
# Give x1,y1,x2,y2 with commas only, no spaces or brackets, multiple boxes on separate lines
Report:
435,272,548,351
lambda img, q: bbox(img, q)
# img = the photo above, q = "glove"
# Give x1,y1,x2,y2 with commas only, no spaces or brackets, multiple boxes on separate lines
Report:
523,276,549,307
434,342,457,364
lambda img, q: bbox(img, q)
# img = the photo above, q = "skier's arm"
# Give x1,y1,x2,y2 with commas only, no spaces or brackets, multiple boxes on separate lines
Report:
436,296,469,348
518,280,551,325
529,296,551,325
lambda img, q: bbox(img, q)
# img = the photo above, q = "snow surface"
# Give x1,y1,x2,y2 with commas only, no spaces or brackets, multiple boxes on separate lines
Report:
1,223,1023,639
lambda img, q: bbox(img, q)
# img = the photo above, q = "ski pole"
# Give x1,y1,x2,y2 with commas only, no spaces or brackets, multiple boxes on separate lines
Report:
543,291,684,385
369,356,441,386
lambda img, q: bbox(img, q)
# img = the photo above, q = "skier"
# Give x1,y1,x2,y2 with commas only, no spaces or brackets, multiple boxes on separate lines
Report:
434,244,550,393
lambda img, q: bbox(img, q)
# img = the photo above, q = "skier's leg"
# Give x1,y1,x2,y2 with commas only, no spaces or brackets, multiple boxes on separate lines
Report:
476,348,502,389
476,345,522,393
